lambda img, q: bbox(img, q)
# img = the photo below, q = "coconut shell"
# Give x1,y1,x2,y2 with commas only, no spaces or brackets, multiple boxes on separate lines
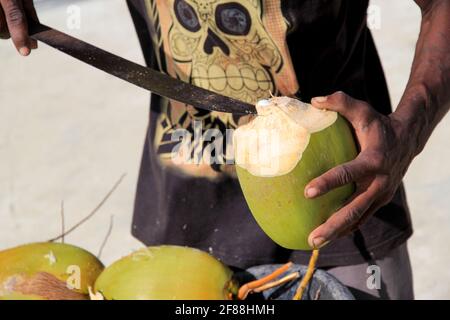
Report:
236,115,358,250
94,245,237,300
0,242,104,300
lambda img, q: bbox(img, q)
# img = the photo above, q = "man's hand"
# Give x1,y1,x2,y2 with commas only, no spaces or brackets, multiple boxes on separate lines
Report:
304,0,450,249
0,0,38,56
305,92,417,249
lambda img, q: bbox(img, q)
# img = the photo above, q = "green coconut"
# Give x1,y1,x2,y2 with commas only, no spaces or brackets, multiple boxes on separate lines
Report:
0,242,104,300
234,97,357,250
93,245,238,300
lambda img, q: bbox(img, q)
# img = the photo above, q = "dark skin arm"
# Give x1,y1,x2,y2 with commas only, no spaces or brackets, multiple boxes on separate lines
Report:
0,0,38,55
306,0,450,249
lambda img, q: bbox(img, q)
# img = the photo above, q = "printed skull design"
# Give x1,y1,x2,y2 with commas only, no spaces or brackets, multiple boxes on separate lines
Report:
169,0,283,104
144,0,297,178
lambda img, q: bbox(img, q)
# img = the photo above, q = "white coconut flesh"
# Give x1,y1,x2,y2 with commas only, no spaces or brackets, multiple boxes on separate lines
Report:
234,97,338,177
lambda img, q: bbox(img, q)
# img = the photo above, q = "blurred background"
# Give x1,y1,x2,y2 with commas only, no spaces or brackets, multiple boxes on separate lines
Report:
0,0,449,299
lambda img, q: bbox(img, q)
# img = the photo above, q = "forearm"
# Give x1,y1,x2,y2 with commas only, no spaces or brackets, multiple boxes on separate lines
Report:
392,0,450,156
306,1,450,243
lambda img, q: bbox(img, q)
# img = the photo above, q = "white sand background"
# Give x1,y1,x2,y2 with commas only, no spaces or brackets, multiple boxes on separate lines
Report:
0,0,449,299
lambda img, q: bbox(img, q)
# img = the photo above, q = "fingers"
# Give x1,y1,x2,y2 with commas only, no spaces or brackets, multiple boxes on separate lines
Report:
307,182,380,248
0,0,31,55
304,157,372,198
311,91,375,125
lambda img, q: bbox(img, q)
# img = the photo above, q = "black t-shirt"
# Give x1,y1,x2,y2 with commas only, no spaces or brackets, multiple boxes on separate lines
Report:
127,0,412,268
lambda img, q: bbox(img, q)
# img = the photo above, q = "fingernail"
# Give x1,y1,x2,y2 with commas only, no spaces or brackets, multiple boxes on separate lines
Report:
305,187,319,198
19,47,30,56
312,96,328,103
311,237,330,249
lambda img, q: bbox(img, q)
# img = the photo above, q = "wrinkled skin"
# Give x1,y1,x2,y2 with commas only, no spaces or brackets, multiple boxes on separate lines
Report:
305,92,416,247
305,0,450,248
0,0,38,55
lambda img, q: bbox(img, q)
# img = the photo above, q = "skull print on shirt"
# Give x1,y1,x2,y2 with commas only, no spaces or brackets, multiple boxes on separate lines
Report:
144,0,299,179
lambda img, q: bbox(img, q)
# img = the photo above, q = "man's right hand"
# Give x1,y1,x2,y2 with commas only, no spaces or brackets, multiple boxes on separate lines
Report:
0,0,38,56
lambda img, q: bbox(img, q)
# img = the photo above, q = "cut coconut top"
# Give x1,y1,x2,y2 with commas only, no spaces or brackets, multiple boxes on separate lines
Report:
234,96,337,177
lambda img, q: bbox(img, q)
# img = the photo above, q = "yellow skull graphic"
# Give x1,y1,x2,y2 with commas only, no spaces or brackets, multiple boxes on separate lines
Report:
169,0,283,104
145,0,299,178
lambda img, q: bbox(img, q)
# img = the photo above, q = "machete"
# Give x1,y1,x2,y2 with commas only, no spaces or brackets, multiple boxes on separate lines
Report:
29,22,257,115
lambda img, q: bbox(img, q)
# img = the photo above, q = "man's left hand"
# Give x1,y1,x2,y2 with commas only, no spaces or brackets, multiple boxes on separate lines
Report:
305,91,416,249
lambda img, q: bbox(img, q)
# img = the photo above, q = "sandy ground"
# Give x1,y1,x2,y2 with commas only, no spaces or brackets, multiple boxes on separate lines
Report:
0,0,449,299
